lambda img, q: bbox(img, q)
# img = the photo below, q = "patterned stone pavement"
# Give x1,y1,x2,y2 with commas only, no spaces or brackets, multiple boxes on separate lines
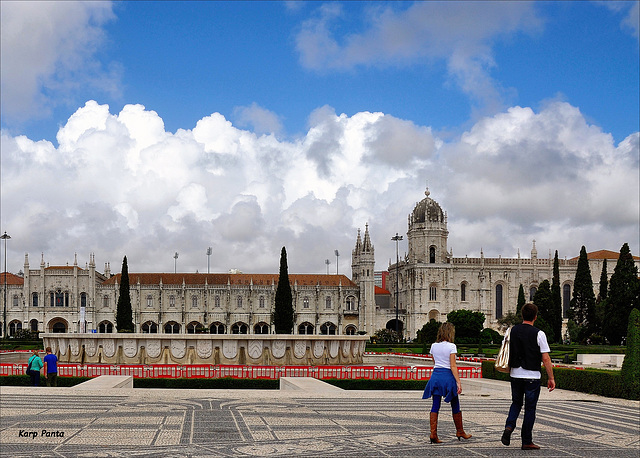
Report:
0,381,638,457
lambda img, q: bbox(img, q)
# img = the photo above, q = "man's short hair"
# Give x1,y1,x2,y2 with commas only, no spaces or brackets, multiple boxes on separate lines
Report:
45,347,52,352
521,303,538,321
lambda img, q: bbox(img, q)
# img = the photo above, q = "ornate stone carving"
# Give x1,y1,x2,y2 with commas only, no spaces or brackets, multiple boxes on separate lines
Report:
84,339,96,357
171,339,186,359
222,339,237,359
102,339,115,357
272,340,286,359
329,340,339,358
342,340,351,357
196,339,212,359
146,340,161,358
58,338,67,356
247,339,262,359
70,338,80,356
123,339,137,358
313,340,324,359
294,340,306,359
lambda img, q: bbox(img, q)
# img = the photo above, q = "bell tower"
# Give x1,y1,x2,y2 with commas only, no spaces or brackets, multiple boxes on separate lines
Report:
407,187,450,264
352,224,375,334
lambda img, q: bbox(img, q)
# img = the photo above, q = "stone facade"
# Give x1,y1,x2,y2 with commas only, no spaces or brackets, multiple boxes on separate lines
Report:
1,187,637,339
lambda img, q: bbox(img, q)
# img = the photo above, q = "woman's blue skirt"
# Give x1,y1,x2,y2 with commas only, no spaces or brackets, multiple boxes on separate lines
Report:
422,368,457,403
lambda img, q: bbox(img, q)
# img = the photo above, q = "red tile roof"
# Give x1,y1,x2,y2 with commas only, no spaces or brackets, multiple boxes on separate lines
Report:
102,273,357,287
0,272,24,285
570,250,640,261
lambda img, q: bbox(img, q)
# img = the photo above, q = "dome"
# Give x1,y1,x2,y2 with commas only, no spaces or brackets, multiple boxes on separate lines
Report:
412,188,445,224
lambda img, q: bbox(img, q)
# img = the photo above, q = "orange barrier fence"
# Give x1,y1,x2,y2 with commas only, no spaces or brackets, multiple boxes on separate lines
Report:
1,363,482,380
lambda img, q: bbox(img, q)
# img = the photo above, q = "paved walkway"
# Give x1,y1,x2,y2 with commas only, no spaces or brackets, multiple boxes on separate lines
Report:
1,377,638,457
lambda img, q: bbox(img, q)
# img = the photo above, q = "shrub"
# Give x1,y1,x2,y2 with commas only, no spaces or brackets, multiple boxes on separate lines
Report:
0,375,91,387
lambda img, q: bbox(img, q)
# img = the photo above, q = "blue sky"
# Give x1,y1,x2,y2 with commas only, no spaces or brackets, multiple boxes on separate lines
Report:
1,1,638,275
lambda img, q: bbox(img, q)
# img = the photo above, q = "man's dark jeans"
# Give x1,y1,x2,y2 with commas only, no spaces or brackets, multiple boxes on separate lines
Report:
505,377,541,445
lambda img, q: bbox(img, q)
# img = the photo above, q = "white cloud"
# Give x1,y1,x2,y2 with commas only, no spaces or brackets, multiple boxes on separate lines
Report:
295,2,542,113
233,103,284,136
0,1,118,124
0,100,637,276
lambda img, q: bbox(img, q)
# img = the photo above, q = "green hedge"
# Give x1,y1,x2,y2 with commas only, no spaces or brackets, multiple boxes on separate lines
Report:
481,361,635,400
0,375,91,387
323,379,426,390
133,378,279,389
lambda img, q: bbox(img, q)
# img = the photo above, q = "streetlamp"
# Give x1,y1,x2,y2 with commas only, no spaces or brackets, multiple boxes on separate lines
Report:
391,233,403,338
206,247,212,274
1,232,10,339
334,250,340,275
325,259,330,275
173,252,179,274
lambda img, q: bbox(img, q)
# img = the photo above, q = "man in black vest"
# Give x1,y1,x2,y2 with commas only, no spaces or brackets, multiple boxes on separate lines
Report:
501,303,555,450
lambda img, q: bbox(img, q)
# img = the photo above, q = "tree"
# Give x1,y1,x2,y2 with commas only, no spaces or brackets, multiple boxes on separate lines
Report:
115,256,134,332
620,308,640,400
603,243,640,345
446,309,485,343
273,247,294,334
417,319,441,345
569,246,596,342
550,251,563,343
517,284,526,320
533,280,556,343
595,258,608,336
497,311,520,331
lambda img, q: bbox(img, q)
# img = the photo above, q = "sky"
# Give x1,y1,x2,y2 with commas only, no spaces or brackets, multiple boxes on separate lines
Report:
1,1,639,277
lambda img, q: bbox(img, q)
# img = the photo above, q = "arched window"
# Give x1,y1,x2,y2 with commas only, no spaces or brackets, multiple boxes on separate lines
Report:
563,284,571,318
103,295,109,308
237,296,243,308
430,246,436,264
325,296,332,309
164,322,180,334
210,322,225,334
460,283,467,302
192,295,198,308
529,286,537,301
147,295,153,307
320,322,337,335
496,284,503,319
346,296,357,311
254,322,269,334
142,321,158,333
99,321,113,333
231,322,248,334
30,319,38,332
298,322,314,335
52,322,66,333
55,290,64,307
259,296,265,308
80,292,87,307
32,293,38,307
9,320,22,336
429,285,437,301
169,295,176,307
344,325,357,335
303,297,310,308
187,321,203,334
214,295,220,308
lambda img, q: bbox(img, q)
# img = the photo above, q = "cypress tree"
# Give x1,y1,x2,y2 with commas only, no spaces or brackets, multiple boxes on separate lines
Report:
115,256,134,332
620,308,640,400
595,258,608,336
533,279,555,343
273,247,294,334
603,243,640,345
551,251,563,343
598,258,608,303
517,284,525,320
568,246,596,342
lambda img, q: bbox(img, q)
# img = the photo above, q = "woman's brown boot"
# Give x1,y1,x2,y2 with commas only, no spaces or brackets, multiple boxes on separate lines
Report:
453,412,472,440
430,412,443,443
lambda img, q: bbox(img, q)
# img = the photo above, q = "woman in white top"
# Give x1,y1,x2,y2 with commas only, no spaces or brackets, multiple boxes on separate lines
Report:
422,322,472,443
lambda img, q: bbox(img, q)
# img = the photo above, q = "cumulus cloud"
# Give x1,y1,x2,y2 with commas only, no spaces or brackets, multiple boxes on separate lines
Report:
295,2,542,114
0,101,638,276
0,1,118,124
233,103,284,136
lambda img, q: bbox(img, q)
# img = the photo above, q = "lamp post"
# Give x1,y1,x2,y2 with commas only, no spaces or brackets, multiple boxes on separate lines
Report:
173,252,179,274
391,233,403,338
1,232,10,339
206,247,212,274
325,259,330,275
334,250,339,275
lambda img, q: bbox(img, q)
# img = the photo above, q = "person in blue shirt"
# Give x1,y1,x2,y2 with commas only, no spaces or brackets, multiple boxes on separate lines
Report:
43,347,58,387
27,350,43,386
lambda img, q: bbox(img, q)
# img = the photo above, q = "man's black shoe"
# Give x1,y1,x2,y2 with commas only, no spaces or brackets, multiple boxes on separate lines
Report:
501,427,513,446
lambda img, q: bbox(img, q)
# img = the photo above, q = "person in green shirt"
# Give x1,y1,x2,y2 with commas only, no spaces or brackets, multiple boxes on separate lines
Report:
27,350,43,386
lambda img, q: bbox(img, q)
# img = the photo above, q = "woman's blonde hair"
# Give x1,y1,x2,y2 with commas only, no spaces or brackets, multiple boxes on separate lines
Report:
436,322,455,343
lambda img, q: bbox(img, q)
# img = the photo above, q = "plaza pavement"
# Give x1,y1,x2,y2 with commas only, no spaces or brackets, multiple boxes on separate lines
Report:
0,376,638,457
